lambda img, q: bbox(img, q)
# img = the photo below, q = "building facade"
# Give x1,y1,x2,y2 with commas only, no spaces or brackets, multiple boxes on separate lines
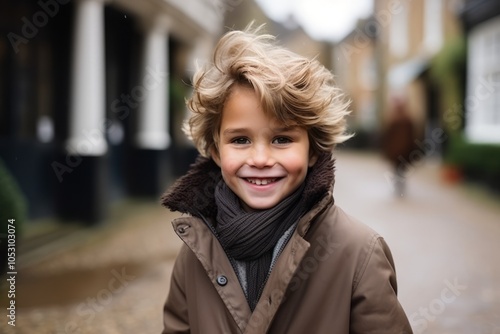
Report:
378,0,463,143
0,0,223,223
334,0,464,150
334,17,378,147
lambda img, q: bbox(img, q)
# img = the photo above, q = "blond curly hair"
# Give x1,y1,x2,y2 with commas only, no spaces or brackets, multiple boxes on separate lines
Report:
185,24,351,158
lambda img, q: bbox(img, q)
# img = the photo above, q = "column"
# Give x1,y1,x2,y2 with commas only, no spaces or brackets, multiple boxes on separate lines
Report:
67,0,107,155
135,16,170,150
128,16,171,196
60,0,107,224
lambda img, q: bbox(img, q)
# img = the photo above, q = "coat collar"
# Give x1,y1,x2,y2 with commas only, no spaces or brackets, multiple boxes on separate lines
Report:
161,153,336,221
161,155,221,219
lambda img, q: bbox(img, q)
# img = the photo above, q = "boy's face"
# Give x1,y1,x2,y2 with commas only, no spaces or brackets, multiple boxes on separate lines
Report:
212,85,317,211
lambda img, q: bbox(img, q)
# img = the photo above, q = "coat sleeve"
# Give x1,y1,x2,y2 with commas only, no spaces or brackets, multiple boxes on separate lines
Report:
162,246,190,334
350,236,413,334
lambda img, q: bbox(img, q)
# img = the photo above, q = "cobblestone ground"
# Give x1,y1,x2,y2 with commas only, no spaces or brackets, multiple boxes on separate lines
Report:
1,150,499,333
0,203,183,334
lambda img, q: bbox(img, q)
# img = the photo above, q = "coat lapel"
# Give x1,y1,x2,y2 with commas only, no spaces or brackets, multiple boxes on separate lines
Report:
172,217,252,332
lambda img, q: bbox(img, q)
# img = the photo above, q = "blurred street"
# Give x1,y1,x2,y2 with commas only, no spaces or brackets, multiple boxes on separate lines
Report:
334,150,500,334
1,0,500,332
0,150,499,333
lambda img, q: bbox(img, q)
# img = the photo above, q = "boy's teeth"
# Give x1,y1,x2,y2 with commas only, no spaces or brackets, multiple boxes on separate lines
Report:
247,178,276,185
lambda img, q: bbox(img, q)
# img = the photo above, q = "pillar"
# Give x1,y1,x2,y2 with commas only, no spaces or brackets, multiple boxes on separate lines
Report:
135,17,170,150
60,0,107,224
128,16,172,196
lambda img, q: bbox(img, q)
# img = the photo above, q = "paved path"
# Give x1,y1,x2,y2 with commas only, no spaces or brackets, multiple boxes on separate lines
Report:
1,202,184,334
1,150,499,333
334,150,500,334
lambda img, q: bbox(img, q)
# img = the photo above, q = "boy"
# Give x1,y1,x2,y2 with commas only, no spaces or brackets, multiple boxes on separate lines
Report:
161,26,412,333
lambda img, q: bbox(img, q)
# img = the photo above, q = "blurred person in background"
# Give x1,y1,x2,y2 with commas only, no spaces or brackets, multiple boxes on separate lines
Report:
382,95,417,197
159,25,412,333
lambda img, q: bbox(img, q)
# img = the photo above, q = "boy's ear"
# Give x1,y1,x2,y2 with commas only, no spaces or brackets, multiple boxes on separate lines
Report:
308,151,318,167
211,147,221,166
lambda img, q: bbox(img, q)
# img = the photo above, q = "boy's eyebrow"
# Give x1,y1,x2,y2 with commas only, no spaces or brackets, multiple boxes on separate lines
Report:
222,128,248,136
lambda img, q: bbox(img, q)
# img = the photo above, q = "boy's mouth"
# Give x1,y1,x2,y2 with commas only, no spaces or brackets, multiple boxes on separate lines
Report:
245,178,278,185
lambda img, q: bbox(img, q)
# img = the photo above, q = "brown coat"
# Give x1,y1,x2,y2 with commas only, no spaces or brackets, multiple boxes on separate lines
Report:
382,101,416,167
161,157,412,334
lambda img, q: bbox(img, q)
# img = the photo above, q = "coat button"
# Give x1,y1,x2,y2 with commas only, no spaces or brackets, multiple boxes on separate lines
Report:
177,225,188,234
216,275,228,286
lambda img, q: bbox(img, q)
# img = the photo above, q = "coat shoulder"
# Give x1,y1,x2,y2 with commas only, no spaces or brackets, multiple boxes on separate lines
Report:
306,204,391,287
309,204,381,248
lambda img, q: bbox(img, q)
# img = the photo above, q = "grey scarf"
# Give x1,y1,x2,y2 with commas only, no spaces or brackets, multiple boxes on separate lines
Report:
215,181,306,311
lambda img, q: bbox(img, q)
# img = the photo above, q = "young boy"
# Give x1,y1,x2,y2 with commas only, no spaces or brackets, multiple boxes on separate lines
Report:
161,26,412,334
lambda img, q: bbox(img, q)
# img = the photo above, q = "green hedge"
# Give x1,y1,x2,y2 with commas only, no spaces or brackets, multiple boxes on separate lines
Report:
429,35,467,133
446,134,500,189
431,36,500,190
0,158,27,274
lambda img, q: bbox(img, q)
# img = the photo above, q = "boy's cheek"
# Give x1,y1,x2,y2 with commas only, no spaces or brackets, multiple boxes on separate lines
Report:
218,149,242,167
219,160,240,176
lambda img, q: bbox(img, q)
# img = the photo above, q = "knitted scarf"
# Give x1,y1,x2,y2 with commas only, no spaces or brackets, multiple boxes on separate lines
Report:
214,180,307,311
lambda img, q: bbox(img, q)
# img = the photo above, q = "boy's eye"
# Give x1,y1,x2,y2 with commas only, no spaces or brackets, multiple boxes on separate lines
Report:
272,137,292,145
232,137,250,145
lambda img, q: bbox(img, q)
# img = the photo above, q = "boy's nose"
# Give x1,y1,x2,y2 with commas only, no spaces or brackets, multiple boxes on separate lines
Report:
248,145,274,168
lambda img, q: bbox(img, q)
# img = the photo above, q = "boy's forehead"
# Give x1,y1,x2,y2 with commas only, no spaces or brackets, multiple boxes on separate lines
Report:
221,85,301,129
221,123,302,136
222,109,296,126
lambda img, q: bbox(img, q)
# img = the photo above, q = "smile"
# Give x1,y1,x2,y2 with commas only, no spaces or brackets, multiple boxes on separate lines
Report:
245,178,278,185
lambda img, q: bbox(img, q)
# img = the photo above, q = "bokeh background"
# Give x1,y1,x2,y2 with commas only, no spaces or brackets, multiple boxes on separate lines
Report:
1,0,499,333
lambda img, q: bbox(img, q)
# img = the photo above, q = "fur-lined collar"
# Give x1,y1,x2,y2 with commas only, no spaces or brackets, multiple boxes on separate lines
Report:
161,153,335,218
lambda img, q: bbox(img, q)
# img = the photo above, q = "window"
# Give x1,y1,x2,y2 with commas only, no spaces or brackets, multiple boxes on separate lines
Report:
423,0,443,54
465,16,500,143
389,2,409,58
